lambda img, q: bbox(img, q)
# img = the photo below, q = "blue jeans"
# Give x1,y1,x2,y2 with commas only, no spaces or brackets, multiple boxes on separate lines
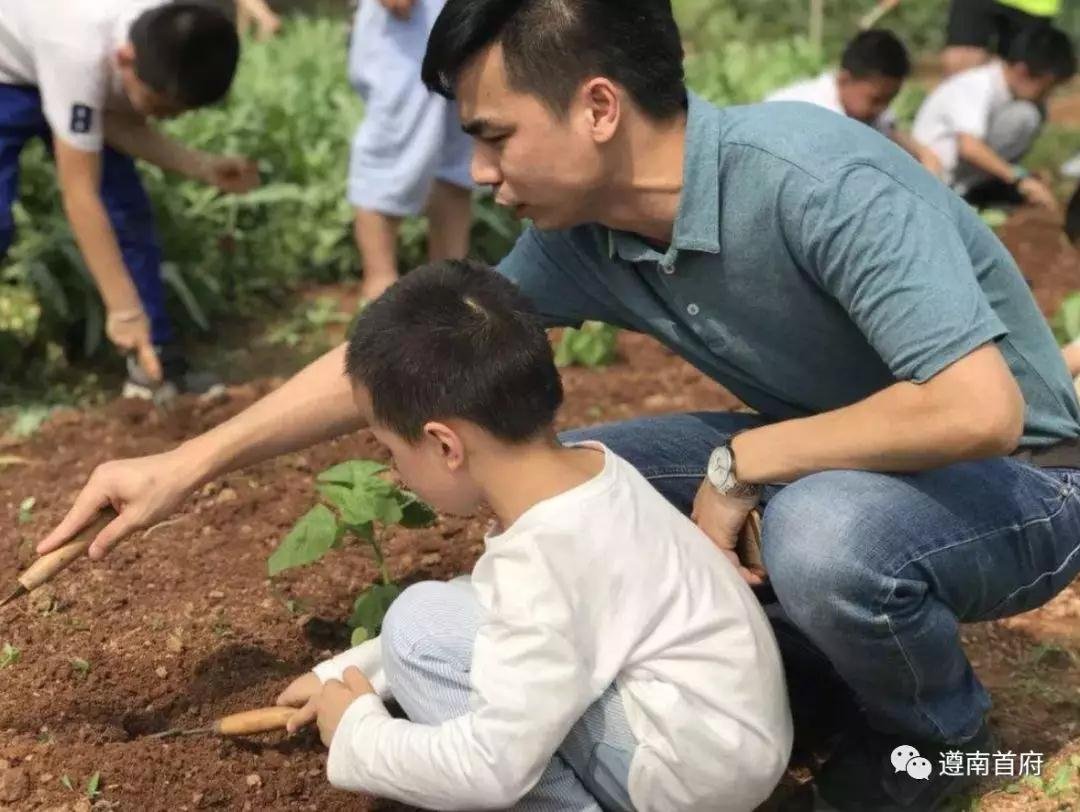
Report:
0,84,172,345
561,412,1080,745
381,580,636,812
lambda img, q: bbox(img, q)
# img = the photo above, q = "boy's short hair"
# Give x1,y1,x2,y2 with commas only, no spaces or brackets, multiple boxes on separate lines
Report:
1007,25,1077,81
422,0,686,120
130,2,240,107
841,29,911,80
345,260,564,443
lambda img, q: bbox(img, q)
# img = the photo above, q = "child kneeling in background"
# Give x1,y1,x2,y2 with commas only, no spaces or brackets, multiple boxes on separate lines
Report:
275,260,792,811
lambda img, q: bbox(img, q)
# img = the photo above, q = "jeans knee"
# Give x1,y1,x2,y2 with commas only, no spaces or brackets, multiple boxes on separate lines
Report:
763,472,894,627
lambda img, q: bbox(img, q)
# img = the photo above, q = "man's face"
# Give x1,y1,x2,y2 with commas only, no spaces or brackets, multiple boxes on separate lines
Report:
455,44,607,230
836,71,902,124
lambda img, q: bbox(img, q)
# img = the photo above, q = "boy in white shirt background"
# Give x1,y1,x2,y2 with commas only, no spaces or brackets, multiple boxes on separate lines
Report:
765,30,942,178
0,1,260,398
913,25,1075,210
275,260,793,811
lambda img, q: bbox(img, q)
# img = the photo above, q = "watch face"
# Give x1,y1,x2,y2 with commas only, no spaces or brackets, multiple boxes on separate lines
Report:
709,445,733,488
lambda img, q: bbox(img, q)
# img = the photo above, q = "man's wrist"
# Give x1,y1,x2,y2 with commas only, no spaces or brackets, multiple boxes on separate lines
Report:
706,438,762,500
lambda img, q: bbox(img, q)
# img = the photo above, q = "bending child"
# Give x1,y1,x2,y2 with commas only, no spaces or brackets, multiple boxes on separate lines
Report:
276,260,793,811
913,25,1076,210
0,1,260,398
766,30,941,177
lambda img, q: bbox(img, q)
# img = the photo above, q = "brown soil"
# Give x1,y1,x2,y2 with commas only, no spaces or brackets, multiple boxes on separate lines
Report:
1,212,1078,812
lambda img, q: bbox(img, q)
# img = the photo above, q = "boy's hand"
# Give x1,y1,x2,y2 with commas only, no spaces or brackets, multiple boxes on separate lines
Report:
203,156,260,194
315,667,375,747
692,480,765,587
1018,177,1059,212
277,671,323,734
379,0,415,20
106,308,162,382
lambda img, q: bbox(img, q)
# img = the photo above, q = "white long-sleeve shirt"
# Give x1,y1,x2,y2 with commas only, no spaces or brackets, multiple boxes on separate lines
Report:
314,442,792,811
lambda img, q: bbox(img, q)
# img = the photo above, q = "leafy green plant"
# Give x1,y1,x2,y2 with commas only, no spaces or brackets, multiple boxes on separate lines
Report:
269,459,436,644
555,322,620,368
0,643,20,668
85,772,102,800
70,657,91,678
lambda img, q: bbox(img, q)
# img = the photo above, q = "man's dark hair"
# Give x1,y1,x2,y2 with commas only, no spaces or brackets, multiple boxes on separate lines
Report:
840,29,910,80
346,260,564,443
421,0,686,120
130,2,240,107
1007,25,1077,81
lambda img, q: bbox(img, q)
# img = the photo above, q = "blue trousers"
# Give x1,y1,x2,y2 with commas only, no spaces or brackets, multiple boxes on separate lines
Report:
0,84,172,345
561,413,1080,746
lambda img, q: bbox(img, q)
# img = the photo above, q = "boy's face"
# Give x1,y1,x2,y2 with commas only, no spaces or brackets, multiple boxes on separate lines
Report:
1006,62,1060,102
115,44,187,119
454,43,611,230
836,71,902,124
353,385,483,517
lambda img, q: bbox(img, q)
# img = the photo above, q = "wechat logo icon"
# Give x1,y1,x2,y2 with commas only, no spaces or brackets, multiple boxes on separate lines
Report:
891,745,933,780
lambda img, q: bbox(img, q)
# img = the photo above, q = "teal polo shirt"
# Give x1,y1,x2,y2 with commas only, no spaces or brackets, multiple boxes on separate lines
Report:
495,93,1080,448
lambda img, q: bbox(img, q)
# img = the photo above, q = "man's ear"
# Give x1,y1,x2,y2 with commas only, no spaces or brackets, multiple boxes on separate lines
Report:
115,42,136,70
580,77,621,144
424,421,467,471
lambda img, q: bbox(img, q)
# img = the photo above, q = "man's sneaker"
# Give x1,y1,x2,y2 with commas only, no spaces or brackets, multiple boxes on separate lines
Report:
814,718,995,811
123,347,226,403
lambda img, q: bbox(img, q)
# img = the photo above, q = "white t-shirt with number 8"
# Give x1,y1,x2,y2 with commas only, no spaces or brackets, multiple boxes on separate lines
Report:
0,0,165,152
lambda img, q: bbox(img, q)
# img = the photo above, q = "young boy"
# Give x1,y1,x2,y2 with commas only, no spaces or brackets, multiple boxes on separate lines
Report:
943,0,1060,76
913,25,1075,210
347,0,474,303
765,30,942,177
276,261,793,811
0,1,260,398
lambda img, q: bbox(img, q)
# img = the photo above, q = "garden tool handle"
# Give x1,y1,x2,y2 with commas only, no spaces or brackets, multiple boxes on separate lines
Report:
735,508,766,576
19,507,118,592
213,707,296,736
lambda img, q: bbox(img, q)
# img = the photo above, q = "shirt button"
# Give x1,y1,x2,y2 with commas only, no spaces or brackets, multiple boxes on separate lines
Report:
687,303,700,316
662,265,675,275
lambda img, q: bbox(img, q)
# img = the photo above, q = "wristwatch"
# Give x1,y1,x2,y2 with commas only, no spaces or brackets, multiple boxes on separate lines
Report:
706,441,762,500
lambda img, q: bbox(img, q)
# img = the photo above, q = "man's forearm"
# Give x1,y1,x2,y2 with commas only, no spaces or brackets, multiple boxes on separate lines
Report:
61,187,142,311
178,343,365,486
105,113,209,181
732,349,1024,483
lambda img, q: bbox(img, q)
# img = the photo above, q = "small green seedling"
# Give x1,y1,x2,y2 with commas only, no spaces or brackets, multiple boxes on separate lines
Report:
270,459,436,644
0,643,21,668
17,496,35,524
70,657,91,678
85,772,101,799
60,775,73,791
554,322,619,368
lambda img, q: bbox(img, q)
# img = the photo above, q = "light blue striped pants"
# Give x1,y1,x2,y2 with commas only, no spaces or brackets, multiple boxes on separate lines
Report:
381,579,639,811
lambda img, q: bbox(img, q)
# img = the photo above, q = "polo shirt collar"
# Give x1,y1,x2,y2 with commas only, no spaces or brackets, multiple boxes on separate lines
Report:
607,91,722,269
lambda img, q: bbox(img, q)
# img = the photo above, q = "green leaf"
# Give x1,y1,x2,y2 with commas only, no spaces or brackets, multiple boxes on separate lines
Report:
18,496,35,524
350,626,369,646
268,504,340,575
317,459,388,487
348,583,401,641
1046,763,1076,797
161,263,210,331
86,771,101,798
978,208,1009,229
315,482,354,515
60,775,73,792
555,322,619,368
0,643,21,668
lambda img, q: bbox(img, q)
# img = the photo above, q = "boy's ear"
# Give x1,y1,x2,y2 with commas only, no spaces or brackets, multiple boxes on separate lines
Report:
424,422,466,470
115,42,136,69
